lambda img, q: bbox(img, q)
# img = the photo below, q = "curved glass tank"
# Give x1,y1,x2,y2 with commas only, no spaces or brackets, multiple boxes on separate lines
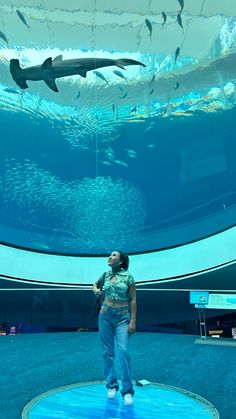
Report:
0,0,236,257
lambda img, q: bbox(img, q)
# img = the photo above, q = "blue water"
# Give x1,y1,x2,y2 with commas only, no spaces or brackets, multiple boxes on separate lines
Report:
0,4,236,255
0,103,236,254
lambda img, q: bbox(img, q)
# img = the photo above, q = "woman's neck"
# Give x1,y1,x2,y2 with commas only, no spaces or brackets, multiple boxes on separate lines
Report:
112,266,121,273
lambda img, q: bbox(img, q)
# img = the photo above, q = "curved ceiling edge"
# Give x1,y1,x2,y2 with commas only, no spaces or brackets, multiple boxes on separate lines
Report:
0,225,236,285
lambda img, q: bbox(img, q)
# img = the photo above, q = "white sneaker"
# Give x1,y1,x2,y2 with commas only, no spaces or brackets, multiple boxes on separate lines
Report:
123,393,133,406
107,388,117,399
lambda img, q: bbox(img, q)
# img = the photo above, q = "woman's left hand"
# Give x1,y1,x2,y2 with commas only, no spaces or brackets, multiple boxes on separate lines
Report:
128,320,136,336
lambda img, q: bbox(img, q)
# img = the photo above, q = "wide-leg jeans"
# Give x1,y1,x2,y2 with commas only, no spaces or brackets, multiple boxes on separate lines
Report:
98,303,134,396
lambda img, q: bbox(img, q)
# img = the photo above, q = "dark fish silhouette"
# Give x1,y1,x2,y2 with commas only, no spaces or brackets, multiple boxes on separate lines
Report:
174,82,180,90
93,70,109,85
120,92,128,99
118,86,123,91
161,12,167,29
113,70,127,81
74,90,80,100
151,74,155,82
145,18,152,38
3,87,19,94
149,89,154,95
131,106,137,113
16,9,30,28
0,30,8,45
177,12,184,31
178,0,184,13
174,47,180,63
10,55,146,92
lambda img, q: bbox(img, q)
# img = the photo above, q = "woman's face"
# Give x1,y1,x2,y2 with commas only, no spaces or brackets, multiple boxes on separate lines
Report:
108,251,121,268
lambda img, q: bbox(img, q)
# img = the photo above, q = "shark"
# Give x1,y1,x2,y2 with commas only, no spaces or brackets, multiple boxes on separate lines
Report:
9,55,146,92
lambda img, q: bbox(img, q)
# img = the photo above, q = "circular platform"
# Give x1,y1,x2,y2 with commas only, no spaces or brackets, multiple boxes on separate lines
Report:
22,381,219,419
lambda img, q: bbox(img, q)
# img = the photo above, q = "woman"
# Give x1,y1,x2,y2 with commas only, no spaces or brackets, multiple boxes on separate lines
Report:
93,250,136,406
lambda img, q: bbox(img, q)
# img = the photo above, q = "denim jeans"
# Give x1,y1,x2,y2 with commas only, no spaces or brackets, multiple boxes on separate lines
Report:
98,303,134,397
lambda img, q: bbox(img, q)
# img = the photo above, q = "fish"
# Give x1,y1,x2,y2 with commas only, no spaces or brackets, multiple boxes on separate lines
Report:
32,242,50,250
105,147,115,158
131,106,137,113
120,92,128,99
114,159,128,168
10,55,146,92
93,70,109,85
151,74,155,82
117,86,123,91
174,82,180,90
127,149,137,158
16,9,30,28
174,47,180,64
0,30,8,45
145,125,154,132
145,18,152,39
100,160,111,166
178,0,184,13
149,89,154,95
106,151,115,160
3,87,20,94
161,12,167,29
74,90,80,100
145,122,155,131
113,70,127,81
177,12,184,31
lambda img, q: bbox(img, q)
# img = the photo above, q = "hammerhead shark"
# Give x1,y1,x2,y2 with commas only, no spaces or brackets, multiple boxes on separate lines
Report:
9,55,146,92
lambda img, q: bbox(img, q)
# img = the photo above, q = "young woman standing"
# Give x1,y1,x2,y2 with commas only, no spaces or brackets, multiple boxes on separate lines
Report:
93,250,136,405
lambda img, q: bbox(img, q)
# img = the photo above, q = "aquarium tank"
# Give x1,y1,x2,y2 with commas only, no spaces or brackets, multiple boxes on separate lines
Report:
0,0,236,298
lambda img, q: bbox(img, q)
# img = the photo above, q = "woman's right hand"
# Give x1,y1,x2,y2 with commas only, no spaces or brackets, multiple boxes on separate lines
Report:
94,288,102,298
